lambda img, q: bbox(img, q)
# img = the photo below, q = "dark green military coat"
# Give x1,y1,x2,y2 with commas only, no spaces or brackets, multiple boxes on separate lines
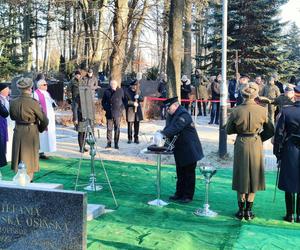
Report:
9,93,49,173
226,99,274,193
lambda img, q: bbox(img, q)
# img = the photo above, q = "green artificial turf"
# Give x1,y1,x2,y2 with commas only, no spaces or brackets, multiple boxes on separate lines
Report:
1,157,300,250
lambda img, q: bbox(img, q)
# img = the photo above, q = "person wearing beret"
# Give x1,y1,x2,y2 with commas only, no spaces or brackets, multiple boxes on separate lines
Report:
226,83,274,220
124,80,143,144
101,79,125,149
0,83,10,169
273,85,300,223
235,74,250,106
161,97,204,203
9,78,49,182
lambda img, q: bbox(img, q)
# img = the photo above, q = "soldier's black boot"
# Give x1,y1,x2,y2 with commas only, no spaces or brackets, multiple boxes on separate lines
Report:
296,193,300,223
284,192,294,223
244,201,255,220
235,201,245,220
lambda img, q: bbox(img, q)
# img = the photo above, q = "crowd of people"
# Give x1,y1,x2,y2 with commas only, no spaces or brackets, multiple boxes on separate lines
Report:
0,68,300,223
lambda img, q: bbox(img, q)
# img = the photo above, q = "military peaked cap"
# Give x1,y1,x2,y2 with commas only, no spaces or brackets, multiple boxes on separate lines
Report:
163,96,178,107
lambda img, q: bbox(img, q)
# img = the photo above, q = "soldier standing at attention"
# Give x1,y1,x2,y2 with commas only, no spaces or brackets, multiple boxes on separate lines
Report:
10,78,48,182
161,97,204,203
262,76,281,123
124,80,143,144
273,86,300,223
226,83,274,220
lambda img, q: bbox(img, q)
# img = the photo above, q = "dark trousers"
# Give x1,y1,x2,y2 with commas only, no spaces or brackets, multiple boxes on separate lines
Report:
197,99,207,116
71,101,79,122
285,192,300,215
160,104,166,120
107,117,120,145
128,121,140,141
182,102,190,112
210,102,220,124
78,132,87,151
175,162,197,199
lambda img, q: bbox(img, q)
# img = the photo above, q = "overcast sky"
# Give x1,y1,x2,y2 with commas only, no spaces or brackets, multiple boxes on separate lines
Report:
280,0,300,27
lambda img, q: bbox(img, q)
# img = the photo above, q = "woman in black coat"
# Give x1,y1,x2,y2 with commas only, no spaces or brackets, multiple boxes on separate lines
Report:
124,80,143,144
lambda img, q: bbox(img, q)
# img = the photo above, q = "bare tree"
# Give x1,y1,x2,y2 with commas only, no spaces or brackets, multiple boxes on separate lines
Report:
110,0,129,84
182,0,192,79
166,0,184,98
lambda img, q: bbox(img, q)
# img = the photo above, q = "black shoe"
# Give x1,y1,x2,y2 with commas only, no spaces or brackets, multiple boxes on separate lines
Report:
80,147,88,153
169,195,182,201
208,121,213,124
296,215,300,223
235,201,245,220
244,201,255,220
127,140,132,144
283,214,294,223
178,198,192,204
39,154,49,160
215,121,219,125
134,139,139,144
105,143,111,149
235,210,244,220
114,144,119,149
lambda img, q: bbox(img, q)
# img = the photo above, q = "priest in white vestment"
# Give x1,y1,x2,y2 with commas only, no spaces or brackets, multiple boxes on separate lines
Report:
34,79,57,159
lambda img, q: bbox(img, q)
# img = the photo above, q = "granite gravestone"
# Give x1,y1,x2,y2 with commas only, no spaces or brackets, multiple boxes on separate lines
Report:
0,185,87,250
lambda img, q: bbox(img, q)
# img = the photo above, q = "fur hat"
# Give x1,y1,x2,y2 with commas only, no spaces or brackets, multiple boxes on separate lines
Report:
181,75,188,82
17,78,33,89
241,82,259,99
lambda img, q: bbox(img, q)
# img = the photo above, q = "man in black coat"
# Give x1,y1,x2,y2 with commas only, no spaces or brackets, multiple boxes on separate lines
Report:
124,80,143,144
161,97,204,203
101,80,125,149
273,85,300,223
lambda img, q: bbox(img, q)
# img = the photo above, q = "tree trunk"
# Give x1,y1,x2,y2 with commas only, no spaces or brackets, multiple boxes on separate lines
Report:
110,0,129,85
22,1,32,71
43,0,51,72
166,0,184,98
182,0,192,79
160,0,169,74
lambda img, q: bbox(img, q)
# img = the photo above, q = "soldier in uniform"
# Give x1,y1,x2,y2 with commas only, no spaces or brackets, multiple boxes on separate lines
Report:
161,97,204,203
83,68,99,96
124,80,143,144
255,75,265,96
226,83,274,220
273,86,300,223
9,78,48,181
101,80,125,149
262,76,281,123
272,85,294,116
67,70,93,152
